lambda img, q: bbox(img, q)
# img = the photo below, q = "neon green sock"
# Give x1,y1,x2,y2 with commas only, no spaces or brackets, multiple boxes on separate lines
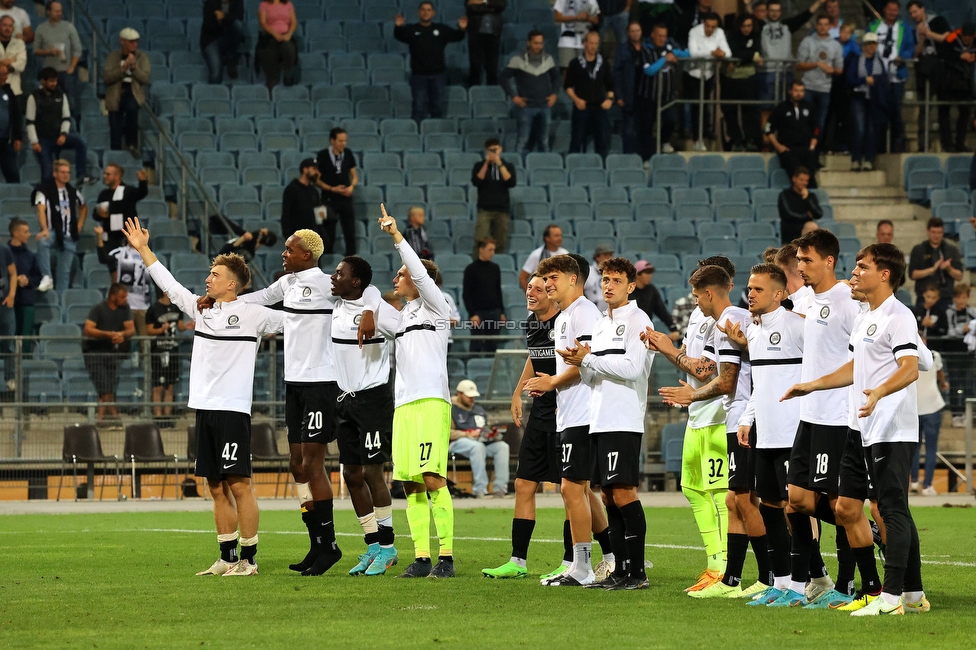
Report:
709,489,729,570
683,486,725,570
405,491,431,559
429,486,455,557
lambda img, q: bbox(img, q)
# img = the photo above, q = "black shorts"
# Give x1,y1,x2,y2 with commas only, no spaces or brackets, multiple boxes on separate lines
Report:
727,428,757,492
559,425,593,482
285,381,339,445
150,353,180,387
594,432,642,487
194,409,252,480
335,383,394,465
838,428,876,501
755,447,791,502
83,353,121,395
787,421,846,493
515,416,560,484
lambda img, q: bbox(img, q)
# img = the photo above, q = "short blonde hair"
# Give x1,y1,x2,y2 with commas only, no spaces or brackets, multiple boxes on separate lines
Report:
292,229,324,261
53,158,71,171
211,252,251,291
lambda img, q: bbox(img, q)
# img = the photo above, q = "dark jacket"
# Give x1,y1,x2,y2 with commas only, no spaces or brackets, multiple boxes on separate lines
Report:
725,27,762,77
470,159,516,212
941,29,976,97
777,187,822,243
200,0,245,50
8,242,40,307
25,85,70,142
462,259,504,314
394,22,466,75
499,50,560,108
95,181,149,235
844,51,893,115
465,0,506,37
280,177,323,239
37,180,83,245
564,54,614,107
766,98,819,148
0,82,22,144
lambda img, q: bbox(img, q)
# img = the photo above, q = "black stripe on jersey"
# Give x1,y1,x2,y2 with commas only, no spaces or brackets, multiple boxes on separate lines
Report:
591,349,625,356
892,342,918,354
394,323,437,338
718,348,743,357
703,345,715,354
194,331,258,343
751,357,803,367
577,335,592,341
282,307,333,315
332,337,385,346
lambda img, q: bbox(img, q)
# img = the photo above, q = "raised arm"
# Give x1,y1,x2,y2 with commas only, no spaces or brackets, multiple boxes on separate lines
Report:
122,217,198,315
381,204,449,318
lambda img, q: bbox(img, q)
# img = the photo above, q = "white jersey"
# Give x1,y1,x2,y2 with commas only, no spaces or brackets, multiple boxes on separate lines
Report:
331,295,399,393
584,262,607,312
393,239,451,407
552,0,600,49
106,245,151,310
799,281,860,426
684,306,723,428
739,306,804,448
789,285,814,314
554,294,602,431
714,305,752,433
850,294,920,446
581,301,654,434
147,261,284,415
240,267,380,384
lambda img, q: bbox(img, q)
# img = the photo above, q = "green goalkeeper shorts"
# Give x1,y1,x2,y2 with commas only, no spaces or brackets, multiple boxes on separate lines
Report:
680,422,729,492
392,398,451,483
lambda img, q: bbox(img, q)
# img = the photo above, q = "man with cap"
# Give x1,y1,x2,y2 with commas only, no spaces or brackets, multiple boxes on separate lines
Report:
449,379,510,498
632,260,681,341
281,158,325,241
103,27,150,156
584,243,613,312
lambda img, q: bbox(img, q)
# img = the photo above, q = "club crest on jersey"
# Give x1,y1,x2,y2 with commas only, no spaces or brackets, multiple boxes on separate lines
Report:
616,325,625,336
354,314,362,325
769,332,781,345
302,287,312,297
561,322,567,333
699,322,708,334
867,324,877,336
228,315,239,325
820,306,830,319
548,329,555,340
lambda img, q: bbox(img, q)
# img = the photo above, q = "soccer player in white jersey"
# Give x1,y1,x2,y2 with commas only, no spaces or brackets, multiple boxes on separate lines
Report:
560,257,654,590
774,242,814,313
524,254,611,586
122,218,284,577
375,206,456,579
330,255,402,576
722,264,806,605
783,243,928,616
214,229,379,576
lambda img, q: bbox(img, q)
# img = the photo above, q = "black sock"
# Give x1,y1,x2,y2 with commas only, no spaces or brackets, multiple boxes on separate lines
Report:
377,525,395,546
815,497,836,526
414,556,432,565
835,526,856,596
593,526,613,556
314,499,337,551
788,511,813,583
903,518,923,593
301,510,315,545
750,536,772,586
562,519,573,563
365,531,380,546
219,539,238,563
619,501,646,580
852,546,881,595
809,533,828,579
760,504,791,579
605,503,628,578
511,518,535,561
240,542,257,564
722,533,749,587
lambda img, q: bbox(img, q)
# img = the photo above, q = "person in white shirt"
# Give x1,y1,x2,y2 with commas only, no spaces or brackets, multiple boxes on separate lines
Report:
519,223,568,289
0,0,33,43
684,12,731,149
123,217,284,578
552,0,600,71
560,257,654,590
911,340,945,496
94,224,150,334
783,243,928,616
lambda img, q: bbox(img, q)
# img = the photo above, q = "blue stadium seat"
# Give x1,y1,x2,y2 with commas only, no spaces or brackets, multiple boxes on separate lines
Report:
651,169,689,189
201,166,239,185
702,237,739,255
609,169,647,187
384,133,423,153
191,84,230,102
737,222,775,239
768,168,790,188
529,169,567,187
742,237,779,256
379,118,418,136
594,202,633,222
650,154,686,171
241,167,282,185
565,153,603,172
171,65,208,84
727,155,765,174
275,100,314,119
195,99,233,117
316,99,355,119
178,132,216,151
590,187,628,204
431,202,470,220
903,155,942,188
406,169,447,186
219,133,258,152
692,170,729,188
364,152,402,170
688,155,726,173
906,169,945,202
606,153,642,171
731,169,768,189
216,117,254,135
714,204,754,222
424,133,463,152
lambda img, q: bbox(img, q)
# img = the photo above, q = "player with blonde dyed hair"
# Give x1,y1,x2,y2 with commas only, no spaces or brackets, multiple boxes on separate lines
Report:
292,228,325,261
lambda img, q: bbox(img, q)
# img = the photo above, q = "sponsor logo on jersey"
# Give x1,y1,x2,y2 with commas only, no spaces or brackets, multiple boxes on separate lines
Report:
616,325,625,336
769,332,781,345
866,324,877,336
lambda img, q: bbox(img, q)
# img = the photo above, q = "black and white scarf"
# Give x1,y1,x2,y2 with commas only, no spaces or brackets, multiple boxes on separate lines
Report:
578,52,603,80
855,54,883,98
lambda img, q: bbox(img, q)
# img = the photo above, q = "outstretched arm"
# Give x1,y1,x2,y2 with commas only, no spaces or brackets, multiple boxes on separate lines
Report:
123,217,197,315
122,217,158,267
781,359,853,401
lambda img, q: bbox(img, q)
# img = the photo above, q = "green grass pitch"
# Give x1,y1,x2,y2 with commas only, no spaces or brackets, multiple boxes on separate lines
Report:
1,506,974,649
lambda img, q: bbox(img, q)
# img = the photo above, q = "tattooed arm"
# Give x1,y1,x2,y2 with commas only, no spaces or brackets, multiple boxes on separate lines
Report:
643,328,717,382
691,362,740,402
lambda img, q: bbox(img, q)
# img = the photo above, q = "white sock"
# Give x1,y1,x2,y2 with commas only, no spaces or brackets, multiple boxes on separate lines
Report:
571,543,592,576
296,482,312,505
880,592,901,606
358,512,378,535
903,590,924,604
789,580,806,594
773,576,791,590
560,559,572,567
601,552,615,566
510,556,526,569
375,504,393,529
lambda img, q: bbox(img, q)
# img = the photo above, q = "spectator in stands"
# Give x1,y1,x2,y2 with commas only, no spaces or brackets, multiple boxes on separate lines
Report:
402,206,433,260
674,0,712,48
466,0,505,87
684,12,730,150
0,227,14,387
846,31,888,172
256,0,297,90
908,217,963,303
95,164,149,253
614,21,647,156
146,290,190,420
552,0,600,73
632,259,681,340
913,282,949,338
518,223,568,289
34,158,86,293
104,28,150,156
201,0,245,83
943,284,975,425
26,67,92,183
565,30,614,158
281,158,324,241
471,137,516,255
0,63,22,183
912,338,946,494
760,0,823,105
394,3,468,123
938,23,975,153
945,283,976,340
500,30,560,159
463,237,506,355
907,0,950,151
866,0,915,153
825,22,858,153
796,15,843,145
33,2,81,128
766,80,820,186
0,16,26,109
450,379,510,497
584,243,612,311
777,166,822,243
822,0,842,36
723,0,763,32
82,282,134,421
315,128,358,256
6,219,40,356
876,218,894,244
217,227,277,259
0,0,33,43
723,14,764,152
94,224,151,334
598,0,630,51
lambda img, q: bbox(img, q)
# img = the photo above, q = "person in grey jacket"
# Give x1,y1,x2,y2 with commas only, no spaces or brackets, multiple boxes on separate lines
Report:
499,30,559,158
760,0,822,103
